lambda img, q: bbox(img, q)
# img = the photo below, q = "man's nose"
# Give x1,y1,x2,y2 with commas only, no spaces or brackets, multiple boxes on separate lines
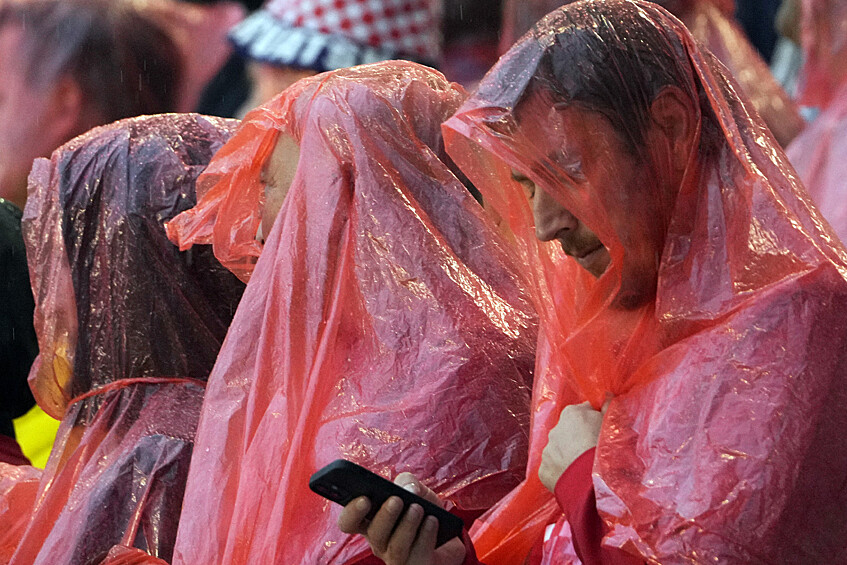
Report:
533,187,579,241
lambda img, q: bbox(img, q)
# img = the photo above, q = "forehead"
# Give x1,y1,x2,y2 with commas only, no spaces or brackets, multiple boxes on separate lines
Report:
513,90,625,165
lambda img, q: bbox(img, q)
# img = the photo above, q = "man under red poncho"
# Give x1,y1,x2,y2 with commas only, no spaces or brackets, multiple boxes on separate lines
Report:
338,1,847,563
497,0,804,148
6,114,245,565
786,0,847,240
166,61,538,564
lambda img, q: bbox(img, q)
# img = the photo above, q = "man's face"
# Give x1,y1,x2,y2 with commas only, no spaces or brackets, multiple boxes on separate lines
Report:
512,167,611,278
513,94,662,306
0,25,57,207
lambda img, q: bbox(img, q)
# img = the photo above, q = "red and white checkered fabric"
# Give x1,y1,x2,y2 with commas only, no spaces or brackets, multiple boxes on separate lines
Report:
264,0,440,62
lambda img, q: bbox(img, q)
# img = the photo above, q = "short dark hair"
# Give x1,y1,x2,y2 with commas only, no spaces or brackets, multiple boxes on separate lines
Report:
0,0,182,122
519,1,719,158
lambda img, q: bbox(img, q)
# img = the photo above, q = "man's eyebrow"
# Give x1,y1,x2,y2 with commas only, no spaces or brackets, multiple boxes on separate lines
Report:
510,169,531,182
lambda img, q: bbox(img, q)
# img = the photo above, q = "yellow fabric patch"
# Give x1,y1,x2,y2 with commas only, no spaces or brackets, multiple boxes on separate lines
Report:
13,405,60,469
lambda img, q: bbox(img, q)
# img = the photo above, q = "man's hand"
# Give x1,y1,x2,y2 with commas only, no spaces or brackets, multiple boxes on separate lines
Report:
337,473,467,565
538,399,610,492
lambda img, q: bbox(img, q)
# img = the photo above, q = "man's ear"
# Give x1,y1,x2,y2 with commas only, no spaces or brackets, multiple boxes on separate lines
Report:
42,76,85,150
649,86,696,174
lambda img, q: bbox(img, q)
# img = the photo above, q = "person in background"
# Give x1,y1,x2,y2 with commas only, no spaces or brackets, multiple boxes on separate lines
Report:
0,0,181,210
128,0,251,117
0,0,183,474
339,1,847,563
7,114,245,565
786,0,847,240
0,199,36,466
166,61,537,564
227,0,442,114
497,0,804,147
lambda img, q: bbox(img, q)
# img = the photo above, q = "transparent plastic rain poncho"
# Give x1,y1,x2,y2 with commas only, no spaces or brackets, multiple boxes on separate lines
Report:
443,1,847,563
498,0,804,147
166,61,538,564
0,464,40,563
786,0,847,240
10,114,245,564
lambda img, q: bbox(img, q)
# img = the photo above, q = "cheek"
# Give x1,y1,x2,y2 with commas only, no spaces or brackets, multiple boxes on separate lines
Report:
261,183,287,238
0,91,49,153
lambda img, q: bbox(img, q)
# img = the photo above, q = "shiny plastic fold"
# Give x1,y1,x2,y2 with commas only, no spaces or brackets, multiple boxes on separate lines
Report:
12,114,245,565
444,1,847,562
0,464,40,563
168,62,538,564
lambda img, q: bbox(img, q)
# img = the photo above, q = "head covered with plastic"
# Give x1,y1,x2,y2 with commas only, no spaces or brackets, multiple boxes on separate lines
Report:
168,61,538,564
24,113,245,420
496,0,803,146
445,0,847,562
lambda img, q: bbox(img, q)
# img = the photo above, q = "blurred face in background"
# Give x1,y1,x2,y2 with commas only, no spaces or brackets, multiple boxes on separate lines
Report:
0,23,82,209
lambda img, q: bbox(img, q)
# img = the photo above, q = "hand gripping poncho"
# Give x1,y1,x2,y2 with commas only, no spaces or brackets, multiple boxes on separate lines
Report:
443,1,847,563
9,114,245,565
167,61,538,564
787,0,847,240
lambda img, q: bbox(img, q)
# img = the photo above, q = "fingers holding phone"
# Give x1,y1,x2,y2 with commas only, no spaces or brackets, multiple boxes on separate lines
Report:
337,495,372,536
329,468,466,565
338,494,466,565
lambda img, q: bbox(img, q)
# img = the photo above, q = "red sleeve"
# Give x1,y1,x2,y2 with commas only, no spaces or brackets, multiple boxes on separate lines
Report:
0,434,30,466
554,448,643,565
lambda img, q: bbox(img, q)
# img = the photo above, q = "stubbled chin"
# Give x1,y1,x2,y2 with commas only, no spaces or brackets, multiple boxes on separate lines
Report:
576,246,611,278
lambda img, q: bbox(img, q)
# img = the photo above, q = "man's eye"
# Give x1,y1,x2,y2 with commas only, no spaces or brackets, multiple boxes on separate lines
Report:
520,180,535,200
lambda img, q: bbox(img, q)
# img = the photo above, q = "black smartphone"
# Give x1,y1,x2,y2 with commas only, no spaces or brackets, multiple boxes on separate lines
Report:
309,459,465,548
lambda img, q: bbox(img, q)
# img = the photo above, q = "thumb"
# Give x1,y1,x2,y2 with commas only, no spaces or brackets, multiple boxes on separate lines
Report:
395,473,442,507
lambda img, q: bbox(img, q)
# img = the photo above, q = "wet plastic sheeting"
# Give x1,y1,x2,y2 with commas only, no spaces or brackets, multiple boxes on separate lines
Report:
9,115,244,565
444,1,847,562
168,62,538,564
0,464,40,563
787,0,847,240
497,0,803,147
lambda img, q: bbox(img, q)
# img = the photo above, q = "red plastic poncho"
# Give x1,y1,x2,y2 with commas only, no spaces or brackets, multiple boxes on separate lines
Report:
10,114,245,565
166,61,538,564
498,0,804,147
786,0,847,240
444,1,847,562
0,464,40,563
